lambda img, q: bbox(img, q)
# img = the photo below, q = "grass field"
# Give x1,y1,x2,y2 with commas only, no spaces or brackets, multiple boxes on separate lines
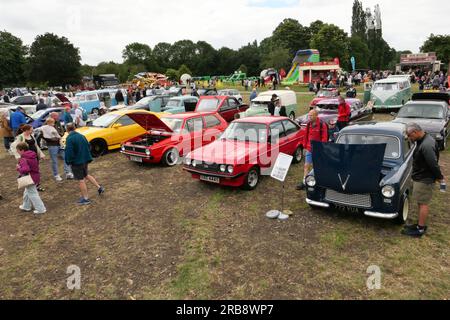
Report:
0,90,448,300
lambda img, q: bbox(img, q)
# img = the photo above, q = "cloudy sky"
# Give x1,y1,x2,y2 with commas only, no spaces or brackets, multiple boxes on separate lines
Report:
1,0,448,65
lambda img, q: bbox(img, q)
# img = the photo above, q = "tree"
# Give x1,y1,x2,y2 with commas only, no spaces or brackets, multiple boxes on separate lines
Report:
216,47,239,75
27,33,81,87
309,20,325,43
165,68,179,81
170,40,196,71
421,34,450,66
178,64,192,78
271,19,310,55
348,36,370,70
0,30,27,88
238,64,248,74
236,41,260,76
122,42,157,71
310,24,350,65
351,0,367,40
193,41,217,75
260,48,291,71
153,42,173,72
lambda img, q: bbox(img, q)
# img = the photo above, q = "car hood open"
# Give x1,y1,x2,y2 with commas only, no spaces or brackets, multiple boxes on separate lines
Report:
127,112,173,132
312,141,386,194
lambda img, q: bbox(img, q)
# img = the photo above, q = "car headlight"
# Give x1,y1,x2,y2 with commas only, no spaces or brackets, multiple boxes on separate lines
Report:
436,133,443,139
121,145,125,151
192,160,197,167
184,158,192,166
305,175,316,187
145,149,151,156
227,165,234,174
219,164,226,172
382,185,395,198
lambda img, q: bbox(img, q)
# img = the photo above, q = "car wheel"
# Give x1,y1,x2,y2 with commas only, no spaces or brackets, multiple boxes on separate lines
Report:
163,148,179,167
395,194,409,225
289,112,296,121
90,139,107,158
440,134,447,151
292,146,303,163
243,167,260,190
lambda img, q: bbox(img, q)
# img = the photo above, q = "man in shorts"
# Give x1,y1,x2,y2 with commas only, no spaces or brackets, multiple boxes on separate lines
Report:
402,123,445,237
64,124,104,205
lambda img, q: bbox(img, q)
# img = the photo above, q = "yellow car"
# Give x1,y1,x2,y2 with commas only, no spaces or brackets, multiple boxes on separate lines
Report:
76,110,163,157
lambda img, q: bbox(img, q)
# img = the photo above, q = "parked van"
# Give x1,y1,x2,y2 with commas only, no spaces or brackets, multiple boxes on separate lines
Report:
237,90,298,120
75,89,128,115
370,76,412,111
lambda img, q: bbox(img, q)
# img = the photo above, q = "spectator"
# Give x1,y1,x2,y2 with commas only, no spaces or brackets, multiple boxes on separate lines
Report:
402,123,445,237
10,107,27,137
36,98,49,112
0,110,14,154
268,94,278,116
3,94,10,103
41,118,73,181
64,124,104,205
249,88,258,101
63,106,73,127
16,142,46,215
73,104,86,128
115,89,125,105
296,110,328,190
337,94,351,130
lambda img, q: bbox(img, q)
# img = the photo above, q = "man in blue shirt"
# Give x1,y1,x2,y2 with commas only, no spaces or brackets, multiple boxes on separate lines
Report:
10,107,27,136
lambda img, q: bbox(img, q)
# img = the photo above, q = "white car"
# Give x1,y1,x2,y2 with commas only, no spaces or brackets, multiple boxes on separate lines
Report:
218,89,243,103
9,95,38,115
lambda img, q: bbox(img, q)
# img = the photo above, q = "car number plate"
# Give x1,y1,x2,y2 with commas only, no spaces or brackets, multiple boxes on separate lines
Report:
200,175,220,184
130,156,143,163
335,205,359,213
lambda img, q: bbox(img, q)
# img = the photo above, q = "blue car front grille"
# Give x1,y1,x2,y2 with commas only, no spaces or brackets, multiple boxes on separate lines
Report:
325,189,372,209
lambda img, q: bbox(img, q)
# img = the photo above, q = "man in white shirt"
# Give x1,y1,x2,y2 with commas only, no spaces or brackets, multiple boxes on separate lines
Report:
73,104,86,127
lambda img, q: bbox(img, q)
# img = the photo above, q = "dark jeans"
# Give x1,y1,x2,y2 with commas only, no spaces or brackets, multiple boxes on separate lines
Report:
337,121,348,131
3,137,14,150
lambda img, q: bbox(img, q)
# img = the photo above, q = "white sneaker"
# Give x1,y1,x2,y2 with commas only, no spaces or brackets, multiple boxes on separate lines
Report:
66,173,74,180
55,175,63,182
19,205,32,212
34,210,46,215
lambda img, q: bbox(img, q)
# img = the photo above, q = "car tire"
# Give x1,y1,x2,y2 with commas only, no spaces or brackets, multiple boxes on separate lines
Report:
90,139,107,158
162,148,179,167
289,112,296,121
292,146,303,164
242,167,260,190
395,194,409,225
439,134,447,151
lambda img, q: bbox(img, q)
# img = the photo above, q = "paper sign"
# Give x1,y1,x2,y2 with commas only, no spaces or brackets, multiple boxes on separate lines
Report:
270,153,293,182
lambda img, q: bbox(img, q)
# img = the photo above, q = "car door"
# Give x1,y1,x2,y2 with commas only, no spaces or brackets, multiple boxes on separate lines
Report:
269,121,289,157
282,119,302,154
218,99,234,122
110,114,144,146
185,117,204,151
149,98,162,112
202,114,223,145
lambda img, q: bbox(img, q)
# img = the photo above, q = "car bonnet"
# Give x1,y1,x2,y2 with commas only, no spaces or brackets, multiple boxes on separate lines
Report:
127,112,173,132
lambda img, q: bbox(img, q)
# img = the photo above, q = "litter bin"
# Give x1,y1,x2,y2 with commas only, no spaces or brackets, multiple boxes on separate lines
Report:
363,81,373,105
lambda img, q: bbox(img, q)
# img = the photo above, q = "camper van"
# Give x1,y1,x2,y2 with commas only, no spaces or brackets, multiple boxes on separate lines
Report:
75,89,128,114
237,90,298,120
370,76,412,111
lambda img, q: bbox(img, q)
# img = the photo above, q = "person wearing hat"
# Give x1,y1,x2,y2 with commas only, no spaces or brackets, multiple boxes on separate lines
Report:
10,107,27,137
268,94,278,116
273,97,287,117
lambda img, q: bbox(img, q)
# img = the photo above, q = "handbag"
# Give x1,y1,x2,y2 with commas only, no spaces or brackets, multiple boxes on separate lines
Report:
17,174,34,189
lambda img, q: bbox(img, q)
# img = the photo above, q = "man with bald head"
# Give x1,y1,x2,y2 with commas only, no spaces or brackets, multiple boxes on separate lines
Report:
297,109,328,190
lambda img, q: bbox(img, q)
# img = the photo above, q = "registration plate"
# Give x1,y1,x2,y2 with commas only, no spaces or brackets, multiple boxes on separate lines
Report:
200,175,220,184
334,205,360,213
130,156,143,163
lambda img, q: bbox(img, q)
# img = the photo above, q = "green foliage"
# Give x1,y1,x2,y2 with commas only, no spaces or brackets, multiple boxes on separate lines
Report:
0,30,27,88
348,36,370,69
351,0,367,40
178,64,192,78
421,34,450,66
27,33,81,87
311,24,350,64
260,47,291,71
238,64,248,74
166,68,179,81
271,18,311,56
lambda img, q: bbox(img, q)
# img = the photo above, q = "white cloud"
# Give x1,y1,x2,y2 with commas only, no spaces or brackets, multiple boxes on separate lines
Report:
0,0,448,65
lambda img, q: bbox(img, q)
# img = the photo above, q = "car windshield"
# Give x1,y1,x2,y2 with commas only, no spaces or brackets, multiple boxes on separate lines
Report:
250,101,269,108
221,122,268,143
336,134,401,159
134,97,154,107
165,100,181,108
197,98,219,112
31,110,47,120
161,117,183,133
398,104,444,119
316,103,338,111
91,114,119,128
317,90,335,97
373,83,399,91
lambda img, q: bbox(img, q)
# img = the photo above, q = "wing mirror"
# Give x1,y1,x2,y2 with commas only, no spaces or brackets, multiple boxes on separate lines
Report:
112,123,122,129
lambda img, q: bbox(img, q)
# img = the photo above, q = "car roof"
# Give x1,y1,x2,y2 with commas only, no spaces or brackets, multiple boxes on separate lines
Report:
375,78,408,84
234,116,290,124
161,111,218,119
405,100,446,107
339,122,406,137
200,95,227,100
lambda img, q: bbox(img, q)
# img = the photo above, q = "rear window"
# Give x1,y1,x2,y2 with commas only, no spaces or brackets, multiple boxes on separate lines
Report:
197,99,220,112
336,134,401,159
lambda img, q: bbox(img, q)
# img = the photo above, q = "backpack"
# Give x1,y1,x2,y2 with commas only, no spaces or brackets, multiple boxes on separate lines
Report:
81,108,88,121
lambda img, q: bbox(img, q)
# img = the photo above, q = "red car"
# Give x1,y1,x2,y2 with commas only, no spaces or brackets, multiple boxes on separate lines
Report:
183,116,305,190
195,96,249,122
310,88,339,107
121,112,228,166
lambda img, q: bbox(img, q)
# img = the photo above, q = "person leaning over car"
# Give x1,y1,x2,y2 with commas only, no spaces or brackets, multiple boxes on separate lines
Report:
402,123,446,238
10,106,27,137
337,94,351,130
297,109,328,190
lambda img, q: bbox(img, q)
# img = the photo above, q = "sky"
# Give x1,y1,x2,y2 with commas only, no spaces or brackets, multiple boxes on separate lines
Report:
1,0,448,65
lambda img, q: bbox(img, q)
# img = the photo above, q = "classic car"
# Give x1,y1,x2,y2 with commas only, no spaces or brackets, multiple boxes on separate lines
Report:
75,89,129,114
77,110,158,157
117,95,171,112
296,98,373,126
27,107,65,129
310,88,338,107
391,93,449,150
183,116,305,190
194,96,249,122
162,96,199,114
370,76,412,111
305,122,414,224
9,95,38,115
237,90,298,121
218,89,243,103
197,88,218,96
121,112,228,166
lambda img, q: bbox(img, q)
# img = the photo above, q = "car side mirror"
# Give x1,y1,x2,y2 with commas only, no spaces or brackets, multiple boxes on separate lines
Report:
112,123,122,129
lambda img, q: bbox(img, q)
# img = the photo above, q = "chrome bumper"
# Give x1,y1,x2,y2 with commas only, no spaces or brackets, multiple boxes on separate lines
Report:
306,198,330,208
364,211,398,219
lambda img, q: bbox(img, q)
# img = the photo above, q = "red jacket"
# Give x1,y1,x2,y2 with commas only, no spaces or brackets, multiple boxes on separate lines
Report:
338,98,351,122
305,118,328,152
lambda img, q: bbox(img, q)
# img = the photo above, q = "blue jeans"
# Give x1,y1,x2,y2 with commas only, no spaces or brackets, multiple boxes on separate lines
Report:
3,137,14,150
22,185,46,213
48,146,72,177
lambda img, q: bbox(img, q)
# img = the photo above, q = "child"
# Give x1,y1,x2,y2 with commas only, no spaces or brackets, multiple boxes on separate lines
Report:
16,142,46,215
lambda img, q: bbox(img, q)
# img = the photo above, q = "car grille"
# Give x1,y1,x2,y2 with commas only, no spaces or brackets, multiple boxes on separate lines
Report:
124,146,146,154
194,162,220,173
325,189,372,208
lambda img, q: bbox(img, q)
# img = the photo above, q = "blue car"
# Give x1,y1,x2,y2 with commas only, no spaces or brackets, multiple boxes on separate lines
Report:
162,96,199,114
28,107,65,129
305,122,414,224
75,89,128,115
